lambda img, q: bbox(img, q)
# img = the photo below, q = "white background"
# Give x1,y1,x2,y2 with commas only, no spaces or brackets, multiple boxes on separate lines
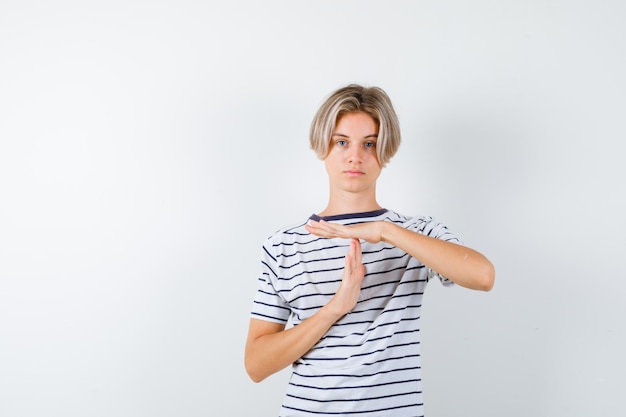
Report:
1,1,624,416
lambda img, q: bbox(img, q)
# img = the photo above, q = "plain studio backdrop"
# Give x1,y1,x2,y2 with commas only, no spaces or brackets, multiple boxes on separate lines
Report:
1,1,624,416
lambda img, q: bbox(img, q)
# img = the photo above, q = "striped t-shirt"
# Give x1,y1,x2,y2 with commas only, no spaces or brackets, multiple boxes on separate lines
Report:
251,209,459,417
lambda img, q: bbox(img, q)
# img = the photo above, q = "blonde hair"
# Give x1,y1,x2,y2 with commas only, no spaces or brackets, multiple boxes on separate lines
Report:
309,84,401,167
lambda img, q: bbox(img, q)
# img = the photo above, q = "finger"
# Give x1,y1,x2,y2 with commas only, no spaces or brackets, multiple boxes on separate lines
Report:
306,220,333,235
348,238,356,263
344,242,357,280
353,238,362,266
344,252,352,275
347,239,358,273
319,220,346,234
305,222,328,237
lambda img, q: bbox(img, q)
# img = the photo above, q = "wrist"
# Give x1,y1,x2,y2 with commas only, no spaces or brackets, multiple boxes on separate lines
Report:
379,221,392,243
318,295,350,325
319,301,346,324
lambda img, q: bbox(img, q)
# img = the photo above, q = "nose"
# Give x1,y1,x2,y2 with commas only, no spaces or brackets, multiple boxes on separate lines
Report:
347,145,364,163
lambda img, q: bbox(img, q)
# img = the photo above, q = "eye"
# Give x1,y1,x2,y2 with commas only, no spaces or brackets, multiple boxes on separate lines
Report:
364,141,376,148
336,140,347,146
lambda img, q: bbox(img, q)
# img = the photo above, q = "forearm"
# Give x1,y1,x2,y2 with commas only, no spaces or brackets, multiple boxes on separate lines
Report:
381,222,495,291
245,305,343,382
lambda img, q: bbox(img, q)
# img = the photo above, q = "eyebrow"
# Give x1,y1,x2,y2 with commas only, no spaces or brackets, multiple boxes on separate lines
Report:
331,133,378,139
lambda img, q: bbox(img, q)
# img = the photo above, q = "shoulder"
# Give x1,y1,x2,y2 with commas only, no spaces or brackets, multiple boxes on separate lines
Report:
385,210,456,239
383,210,433,228
262,218,311,250
261,217,335,262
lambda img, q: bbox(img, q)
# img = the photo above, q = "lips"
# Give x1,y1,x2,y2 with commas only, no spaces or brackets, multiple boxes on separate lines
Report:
344,170,365,176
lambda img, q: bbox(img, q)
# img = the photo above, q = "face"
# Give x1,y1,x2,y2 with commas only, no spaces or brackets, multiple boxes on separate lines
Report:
324,111,382,196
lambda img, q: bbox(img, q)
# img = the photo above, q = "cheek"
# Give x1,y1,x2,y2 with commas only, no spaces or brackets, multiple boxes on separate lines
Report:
323,156,334,174
367,150,380,165
323,148,340,163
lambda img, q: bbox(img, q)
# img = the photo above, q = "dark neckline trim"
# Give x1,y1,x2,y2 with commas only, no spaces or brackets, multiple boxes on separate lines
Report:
309,208,388,222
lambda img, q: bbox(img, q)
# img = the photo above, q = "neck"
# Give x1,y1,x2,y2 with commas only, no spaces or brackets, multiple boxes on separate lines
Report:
318,190,382,217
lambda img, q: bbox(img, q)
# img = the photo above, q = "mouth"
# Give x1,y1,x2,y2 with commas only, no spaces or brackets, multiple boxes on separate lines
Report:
344,170,365,177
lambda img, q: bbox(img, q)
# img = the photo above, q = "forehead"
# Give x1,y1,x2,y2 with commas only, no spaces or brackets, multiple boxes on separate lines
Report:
333,111,379,134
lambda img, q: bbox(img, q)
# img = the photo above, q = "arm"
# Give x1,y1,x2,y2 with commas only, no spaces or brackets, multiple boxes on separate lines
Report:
245,238,366,382
305,220,495,291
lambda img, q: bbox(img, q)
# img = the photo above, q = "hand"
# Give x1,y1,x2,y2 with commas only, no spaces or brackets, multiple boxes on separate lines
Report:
305,219,385,244
325,238,366,317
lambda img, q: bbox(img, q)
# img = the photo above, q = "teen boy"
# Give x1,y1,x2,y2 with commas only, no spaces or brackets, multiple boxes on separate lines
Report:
245,84,495,416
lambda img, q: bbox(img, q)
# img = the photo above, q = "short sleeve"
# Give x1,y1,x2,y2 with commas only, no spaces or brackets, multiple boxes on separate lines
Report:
250,240,291,324
428,265,455,287
404,216,462,287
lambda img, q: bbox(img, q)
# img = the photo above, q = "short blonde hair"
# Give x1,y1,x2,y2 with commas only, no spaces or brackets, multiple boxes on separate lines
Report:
309,84,401,167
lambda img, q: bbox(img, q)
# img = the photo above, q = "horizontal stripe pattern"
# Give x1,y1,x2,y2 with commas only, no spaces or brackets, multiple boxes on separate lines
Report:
250,210,459,416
